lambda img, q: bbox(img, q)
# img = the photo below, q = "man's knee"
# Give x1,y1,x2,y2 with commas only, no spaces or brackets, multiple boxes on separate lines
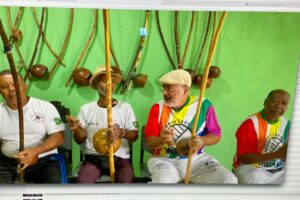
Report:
191,165,238,184
214,166,238,184
115,158,134,183
237,172,265,184
46,173,61,183
77,162,100,183
149,162,180,183
116,166,134,183
235,167,270,184
27,160,63,183
150,170,180,183
221,172,238,184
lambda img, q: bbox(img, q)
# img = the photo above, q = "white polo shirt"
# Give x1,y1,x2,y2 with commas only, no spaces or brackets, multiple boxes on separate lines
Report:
0,97,65,158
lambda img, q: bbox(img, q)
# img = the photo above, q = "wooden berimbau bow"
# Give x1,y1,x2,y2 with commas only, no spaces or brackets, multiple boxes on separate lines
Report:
101,9,116,183
184,11,228,183
0,19,25,183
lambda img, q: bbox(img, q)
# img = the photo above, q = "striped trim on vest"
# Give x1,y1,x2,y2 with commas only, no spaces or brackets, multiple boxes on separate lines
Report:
249,112,288,153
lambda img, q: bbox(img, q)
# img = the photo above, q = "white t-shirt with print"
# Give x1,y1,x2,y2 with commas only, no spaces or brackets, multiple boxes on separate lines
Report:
0,97,65,158
77,101,138,159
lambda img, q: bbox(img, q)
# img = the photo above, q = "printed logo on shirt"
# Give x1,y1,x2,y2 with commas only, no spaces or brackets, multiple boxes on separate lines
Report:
31,113,44,123
172,124,192,142
162,123,192,159
165,120,192,142
165,146,177,158
264,136,282,153
55,118,63,125
259,136,283,169
260,159,283,169
87,122,98,126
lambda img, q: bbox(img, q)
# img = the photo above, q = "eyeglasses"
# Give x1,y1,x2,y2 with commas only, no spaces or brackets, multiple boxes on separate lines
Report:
160,85,181,94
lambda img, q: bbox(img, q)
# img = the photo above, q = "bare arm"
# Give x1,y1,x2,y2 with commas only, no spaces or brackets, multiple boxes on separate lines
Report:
35,132,64,154
123,130,138,142
146,136,165,150
72,126,87,144
67,115,87,144
240,143,288,164
146,128,175,150
109,125,138,142
198,133,221,145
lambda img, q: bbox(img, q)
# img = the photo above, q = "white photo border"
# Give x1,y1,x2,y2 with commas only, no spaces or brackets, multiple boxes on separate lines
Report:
0,1,300,199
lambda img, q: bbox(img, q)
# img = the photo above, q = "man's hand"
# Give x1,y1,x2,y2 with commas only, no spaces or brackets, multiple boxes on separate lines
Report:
66,115,86,144
108,124,124,140
188,136,204,154
15,148,39,170
240,143,289,164
275,143,288,161
160,128,175,146
66,115,81,131
176,136,204,156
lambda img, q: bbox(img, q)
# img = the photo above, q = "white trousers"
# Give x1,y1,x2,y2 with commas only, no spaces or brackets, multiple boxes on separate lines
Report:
147,153,237,184
234,164,286,184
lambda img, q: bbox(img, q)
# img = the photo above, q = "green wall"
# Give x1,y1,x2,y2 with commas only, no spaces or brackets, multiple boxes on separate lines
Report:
0,8,300,177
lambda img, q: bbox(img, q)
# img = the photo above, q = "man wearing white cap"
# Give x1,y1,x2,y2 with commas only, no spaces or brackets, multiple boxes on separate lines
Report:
68,66,138,183
145,69,237,183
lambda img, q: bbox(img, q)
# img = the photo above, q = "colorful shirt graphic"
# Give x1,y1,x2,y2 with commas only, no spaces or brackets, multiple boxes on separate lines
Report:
234,111,290,170
145,96,221,159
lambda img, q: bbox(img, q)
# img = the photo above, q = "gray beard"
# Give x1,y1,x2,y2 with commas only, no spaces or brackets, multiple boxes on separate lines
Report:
98,88,106,96
98,88,115,96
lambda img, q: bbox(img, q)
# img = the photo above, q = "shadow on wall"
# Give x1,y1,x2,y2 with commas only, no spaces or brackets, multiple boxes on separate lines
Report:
190,77,232,100
75,85,97,101
114,79,155,101
30,78,51,91
210,77,232,99
61,69,97,101
137,80,155,98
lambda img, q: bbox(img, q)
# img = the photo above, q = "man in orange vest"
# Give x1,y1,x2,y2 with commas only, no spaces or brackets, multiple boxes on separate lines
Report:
233,89,290,184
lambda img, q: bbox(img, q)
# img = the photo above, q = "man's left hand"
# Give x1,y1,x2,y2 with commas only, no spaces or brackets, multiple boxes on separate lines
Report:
108,124,124,140
188,136,204,154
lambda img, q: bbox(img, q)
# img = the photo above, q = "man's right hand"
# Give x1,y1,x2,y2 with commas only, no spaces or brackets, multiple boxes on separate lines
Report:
66,115,80,131
275,143,288,161
15,148,39,170
160,128,175,146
